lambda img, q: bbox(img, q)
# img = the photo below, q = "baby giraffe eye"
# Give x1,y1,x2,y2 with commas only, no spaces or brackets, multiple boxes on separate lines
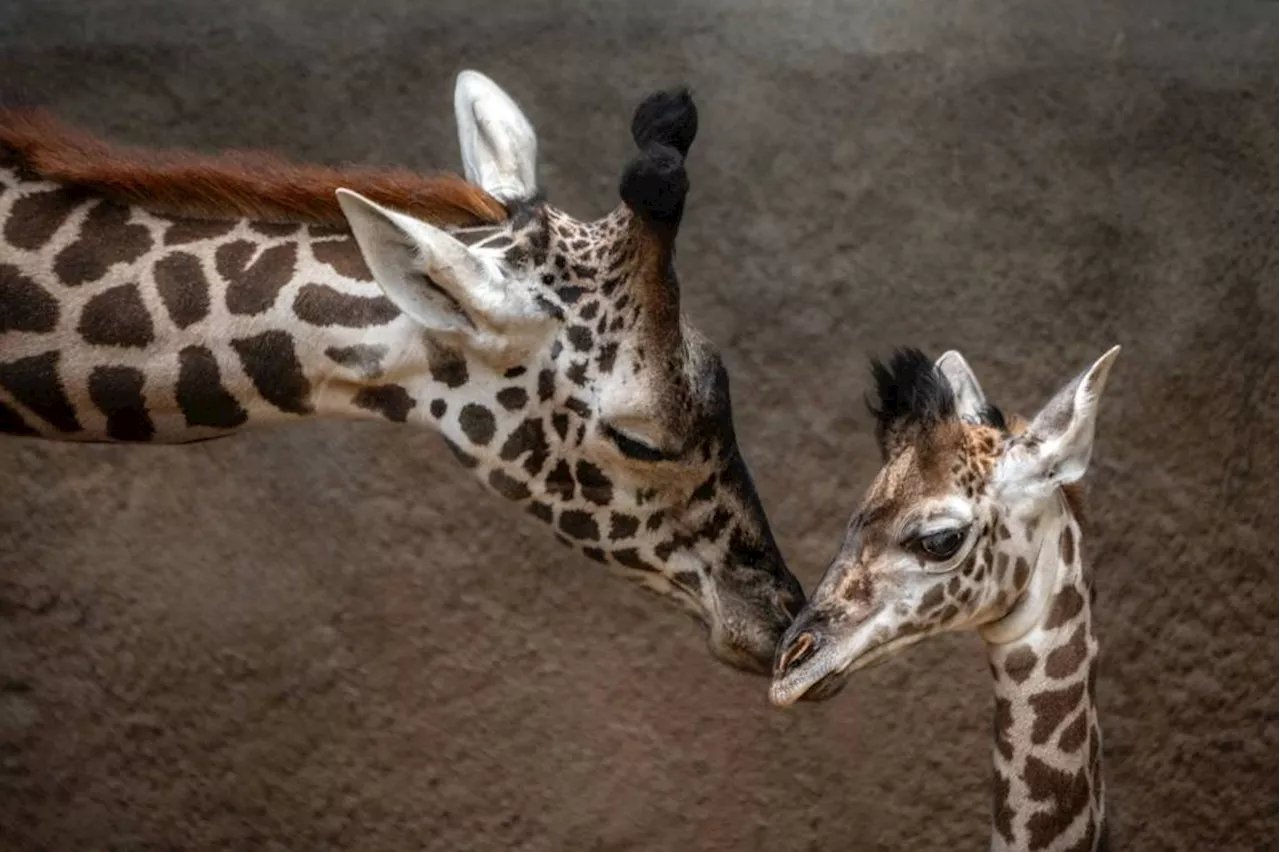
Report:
604,425,667,463
912,527,968,561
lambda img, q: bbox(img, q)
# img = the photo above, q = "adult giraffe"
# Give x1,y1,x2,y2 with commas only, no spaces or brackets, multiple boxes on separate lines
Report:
772,346,1121,850
0,71,804,674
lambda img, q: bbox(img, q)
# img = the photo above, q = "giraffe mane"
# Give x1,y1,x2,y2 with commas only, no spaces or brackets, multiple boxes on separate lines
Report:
0,108,509,228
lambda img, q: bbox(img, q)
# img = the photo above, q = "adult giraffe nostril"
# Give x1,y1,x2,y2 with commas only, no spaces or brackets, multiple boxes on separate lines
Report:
774,589,803,621
776,631,816,676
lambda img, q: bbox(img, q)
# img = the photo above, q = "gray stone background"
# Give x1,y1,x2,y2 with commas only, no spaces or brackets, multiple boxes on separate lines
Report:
0,1,1275,849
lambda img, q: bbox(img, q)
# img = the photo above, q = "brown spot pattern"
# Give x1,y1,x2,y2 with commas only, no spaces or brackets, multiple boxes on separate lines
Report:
1023,756,1091,849
153,252,210,329
1028,682,1085,744
312,238,373,281
0,351,81,432
88,365,154,441
230,330,314,415
1060,525,1076,565
1045,625,1088,679
1058,711,1088,753
488,469,531,502
54,200,153,286
1044,586,1086,630
324,344,387,379
993,769,1015,845
993,697,1014,761
176,346,249,429
5,187,86,250
216,240,297,315
0,264,58,333
353,385,415,423
293,282,399,327
458,403,496,446
1004,646,1038,684
78,283,154,348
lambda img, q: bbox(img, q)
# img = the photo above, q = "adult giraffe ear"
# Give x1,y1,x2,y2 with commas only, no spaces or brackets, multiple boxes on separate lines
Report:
454,70,538,203
998,346,1122,498
935,350,987,422
336,189,488,334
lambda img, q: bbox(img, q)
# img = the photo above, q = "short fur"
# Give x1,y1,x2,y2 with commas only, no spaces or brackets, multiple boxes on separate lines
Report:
0,109,508,227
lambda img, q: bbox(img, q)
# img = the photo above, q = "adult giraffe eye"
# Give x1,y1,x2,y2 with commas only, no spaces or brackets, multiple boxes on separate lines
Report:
604,425,667,463
914,527,968,561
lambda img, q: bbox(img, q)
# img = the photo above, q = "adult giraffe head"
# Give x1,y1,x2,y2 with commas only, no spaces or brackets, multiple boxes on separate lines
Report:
335,72,804,673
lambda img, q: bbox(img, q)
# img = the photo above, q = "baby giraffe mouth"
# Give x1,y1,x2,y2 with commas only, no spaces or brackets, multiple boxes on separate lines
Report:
769,621,924,706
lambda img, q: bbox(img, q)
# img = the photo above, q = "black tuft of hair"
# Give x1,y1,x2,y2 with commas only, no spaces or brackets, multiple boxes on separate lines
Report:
619,143,688,226
867,348,956,449
975,402,1007,432
630,87,698,157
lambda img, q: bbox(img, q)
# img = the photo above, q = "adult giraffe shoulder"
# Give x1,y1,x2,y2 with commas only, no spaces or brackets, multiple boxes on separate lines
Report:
0,71,804,674
772,346,1121,851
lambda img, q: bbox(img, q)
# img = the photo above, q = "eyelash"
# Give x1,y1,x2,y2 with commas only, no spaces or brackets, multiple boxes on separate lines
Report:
605,426,667,462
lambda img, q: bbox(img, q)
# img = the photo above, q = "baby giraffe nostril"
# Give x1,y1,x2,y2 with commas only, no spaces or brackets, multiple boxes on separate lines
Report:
776,631,816,676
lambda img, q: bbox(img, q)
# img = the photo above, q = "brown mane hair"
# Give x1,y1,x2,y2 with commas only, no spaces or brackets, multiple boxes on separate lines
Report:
0,109,509,227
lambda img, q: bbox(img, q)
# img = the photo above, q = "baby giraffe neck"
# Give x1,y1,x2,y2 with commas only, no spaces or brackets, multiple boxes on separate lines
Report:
984,505,1104,852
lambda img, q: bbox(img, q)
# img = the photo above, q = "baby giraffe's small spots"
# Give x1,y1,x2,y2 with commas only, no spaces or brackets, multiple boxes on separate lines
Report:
579,301,599,320
353,385,416,423
429,399,447,419
566,361,588,386
489,469,531,502
551,413,569,441
496,387,528,411
504,365,527,378
1060,525,1076,565
1003,646,1038,683
458,404,496,446
545,460,575,502
609,513,640,541
597,342,619,374
559,510,600,541
537,369,555,402
566,326,593,352
645,511,665,531
575,461,613,505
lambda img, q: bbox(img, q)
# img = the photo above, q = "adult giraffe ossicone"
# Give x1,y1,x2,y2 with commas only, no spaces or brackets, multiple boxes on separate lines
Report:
0,71,805,674
771,346,1121,850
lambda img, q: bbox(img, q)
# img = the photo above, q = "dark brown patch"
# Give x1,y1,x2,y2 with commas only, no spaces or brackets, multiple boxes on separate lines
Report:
499,418,550,476
163,217,236,245
1004,645,1038,684
551,413,569,441
1013,556,1031,590
7,187,87,249
496,387,528,411
153,252,210,329
0,351,80,432
353,384,415,423
609,513,640,541
312,238,373,281
88,365,154,441
575,461,613,505
0,399,37,435
1060,525,1076,565
613,548,657,573
527,502,554,525
597,341,619,374
1029,682,1086,744
457,403,495,446
918,585,945,614
537,369,555,402
324,343,387,379
545,460,575,501
1023,756,1091,849
217,240,297,315
993,697,1014,761
78,283,154,348
1045,624,1089,679
1044,586,1086,630
54,200,153,286
176,345,248,429
1058,710,1088,753
488,469,531,502
429,347,469,389
429,399,446,419
566,326,592,352
0,264,58,333
230,330,314,414
559,510,600,541
293,282,399,327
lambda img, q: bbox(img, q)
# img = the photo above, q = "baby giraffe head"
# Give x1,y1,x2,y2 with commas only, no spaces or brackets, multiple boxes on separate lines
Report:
771,345,1120,702
335,72,804,674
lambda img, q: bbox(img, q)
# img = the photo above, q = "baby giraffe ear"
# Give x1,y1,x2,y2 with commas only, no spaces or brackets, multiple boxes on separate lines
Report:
454,70,538,203
336,189,487,334
935,350,987,422
1000,346,1122,497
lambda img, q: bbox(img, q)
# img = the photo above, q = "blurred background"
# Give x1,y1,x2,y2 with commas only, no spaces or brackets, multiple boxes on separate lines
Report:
0,1,1275,849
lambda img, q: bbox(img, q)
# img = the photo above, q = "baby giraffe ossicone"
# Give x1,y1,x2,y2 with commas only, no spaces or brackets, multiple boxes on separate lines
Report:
771,346,1120,852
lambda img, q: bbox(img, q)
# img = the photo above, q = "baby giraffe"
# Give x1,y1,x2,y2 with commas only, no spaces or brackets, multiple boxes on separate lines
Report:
771,345,1120,852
